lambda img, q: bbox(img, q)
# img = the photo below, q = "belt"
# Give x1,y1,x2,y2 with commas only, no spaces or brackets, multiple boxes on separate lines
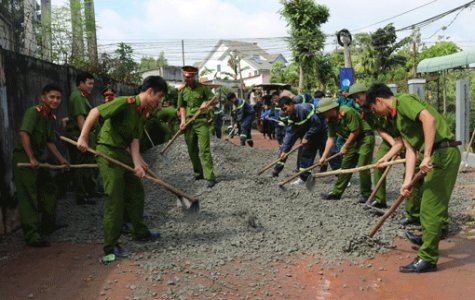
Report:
432,140,461,152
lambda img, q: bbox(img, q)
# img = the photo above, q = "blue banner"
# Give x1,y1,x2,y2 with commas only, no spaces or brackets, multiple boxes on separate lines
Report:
339,68,354,89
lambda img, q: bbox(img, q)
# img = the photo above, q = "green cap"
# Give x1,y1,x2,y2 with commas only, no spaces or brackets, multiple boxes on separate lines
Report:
316,98,339,113
348,83,368,97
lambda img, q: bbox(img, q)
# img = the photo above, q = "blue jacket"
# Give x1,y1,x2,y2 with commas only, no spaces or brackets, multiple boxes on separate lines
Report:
235,99,255,123
281,103,325,153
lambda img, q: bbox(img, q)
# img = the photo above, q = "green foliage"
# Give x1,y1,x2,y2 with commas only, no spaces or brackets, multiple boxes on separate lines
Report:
279,0,329,90
419,41,460,60
138,51,168,71
270,61,286,83
108,42,141,84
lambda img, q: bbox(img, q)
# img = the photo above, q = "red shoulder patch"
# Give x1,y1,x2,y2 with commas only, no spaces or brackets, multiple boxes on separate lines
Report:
338,110,346,119
391,99,398,118
127,97,135,104
36,105,43,112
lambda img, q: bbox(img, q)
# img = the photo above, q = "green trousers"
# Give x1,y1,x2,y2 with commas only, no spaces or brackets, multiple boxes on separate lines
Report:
12,152,57,243
373,141,391,204
374,143,423,216
333,135,375,197
96,145,151,255
418,147,460,264
67,143,97,202
184,119,216,180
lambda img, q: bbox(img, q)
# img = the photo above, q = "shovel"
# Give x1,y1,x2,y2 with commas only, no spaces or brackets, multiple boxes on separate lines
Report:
17,163,98,169
362,156,398,215
257,144,303,176
278,152,342,190
60,136,200,212
305,158,406,192
160,97,218,155
369,170,426,237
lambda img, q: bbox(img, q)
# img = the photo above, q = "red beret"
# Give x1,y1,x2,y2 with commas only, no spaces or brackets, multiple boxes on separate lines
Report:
182,66,198,76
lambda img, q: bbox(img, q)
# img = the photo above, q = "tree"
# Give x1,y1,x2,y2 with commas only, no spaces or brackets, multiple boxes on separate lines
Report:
138,51,168,71
279,0,329,92
314,53,336,91
270,61,286,83
84,0,98,65
109,42,141,84
69,0,84,64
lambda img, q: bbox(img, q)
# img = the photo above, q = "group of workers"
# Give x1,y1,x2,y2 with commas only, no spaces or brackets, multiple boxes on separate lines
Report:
11,64,461,272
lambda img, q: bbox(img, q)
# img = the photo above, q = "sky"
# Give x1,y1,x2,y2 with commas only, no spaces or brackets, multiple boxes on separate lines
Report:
51,0,475,65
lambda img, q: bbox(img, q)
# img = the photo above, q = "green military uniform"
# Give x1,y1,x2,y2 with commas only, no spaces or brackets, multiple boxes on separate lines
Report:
391,94,461,264
143,106,178,149
95,96,152,255
328,106,375,198
12,105,58,244
177,83,216,180
66,87,97,203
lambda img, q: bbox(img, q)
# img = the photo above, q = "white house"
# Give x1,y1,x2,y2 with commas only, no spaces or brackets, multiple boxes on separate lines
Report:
198,40,287,86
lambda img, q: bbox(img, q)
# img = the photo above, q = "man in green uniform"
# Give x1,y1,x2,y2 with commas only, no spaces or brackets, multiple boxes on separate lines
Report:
366,83,461,273
348,83,403,209
77,76,167,264
66,71,98,205
349,83,422,218
144,104,179,147
177,66,217,188
317,98,375,202
13,84,70,247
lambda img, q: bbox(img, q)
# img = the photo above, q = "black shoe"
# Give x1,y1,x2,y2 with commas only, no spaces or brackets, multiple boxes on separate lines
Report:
319,165,328,173
370,200,387,209
395,217,420,226
358,195,368,203
135,231,161,242
321,192,341,200
28,238,50,247
441,228,449,240
121,223,132,234
405,230,423,246
269,172,279,178
400,257,437,273
113,245,129,258
207,180,217,188
194,175,204,180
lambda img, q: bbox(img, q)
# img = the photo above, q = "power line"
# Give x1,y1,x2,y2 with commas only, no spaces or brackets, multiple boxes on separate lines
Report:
352,0,440,32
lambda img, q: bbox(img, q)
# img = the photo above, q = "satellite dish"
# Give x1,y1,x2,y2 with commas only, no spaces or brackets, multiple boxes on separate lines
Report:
337,29,352,47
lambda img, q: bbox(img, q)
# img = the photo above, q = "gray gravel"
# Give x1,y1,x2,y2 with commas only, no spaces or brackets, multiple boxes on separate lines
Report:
1,136,474,299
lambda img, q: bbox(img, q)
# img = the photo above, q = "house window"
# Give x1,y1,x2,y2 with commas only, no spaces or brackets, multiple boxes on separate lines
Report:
217,64,221,72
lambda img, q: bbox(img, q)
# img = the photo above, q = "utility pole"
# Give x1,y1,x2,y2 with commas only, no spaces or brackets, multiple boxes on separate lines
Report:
181,40,185,66
40,0,52,61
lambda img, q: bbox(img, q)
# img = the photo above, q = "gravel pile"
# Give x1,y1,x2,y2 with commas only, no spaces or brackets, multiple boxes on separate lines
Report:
1,136,474,298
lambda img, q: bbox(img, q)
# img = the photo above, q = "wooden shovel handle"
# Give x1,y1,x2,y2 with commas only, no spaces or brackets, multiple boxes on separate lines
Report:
278,152,342,186
365,156,398,205
369,170,426,237
60,136,197,203
314,159,406,178
161,97,218,154
17,163,97,169
257,144,304,176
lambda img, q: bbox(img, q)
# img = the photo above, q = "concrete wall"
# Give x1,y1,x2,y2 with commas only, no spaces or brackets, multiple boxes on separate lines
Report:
0,47,136,236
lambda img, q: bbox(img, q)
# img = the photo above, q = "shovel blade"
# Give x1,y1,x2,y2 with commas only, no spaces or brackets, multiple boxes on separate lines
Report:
305,175,316,191
278,184,287,191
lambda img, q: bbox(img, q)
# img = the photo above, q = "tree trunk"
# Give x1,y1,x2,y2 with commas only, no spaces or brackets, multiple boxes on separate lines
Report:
84,0,98,65
298,64,304,93
41,0,52,61
70,0,84,62
23,0,37,56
